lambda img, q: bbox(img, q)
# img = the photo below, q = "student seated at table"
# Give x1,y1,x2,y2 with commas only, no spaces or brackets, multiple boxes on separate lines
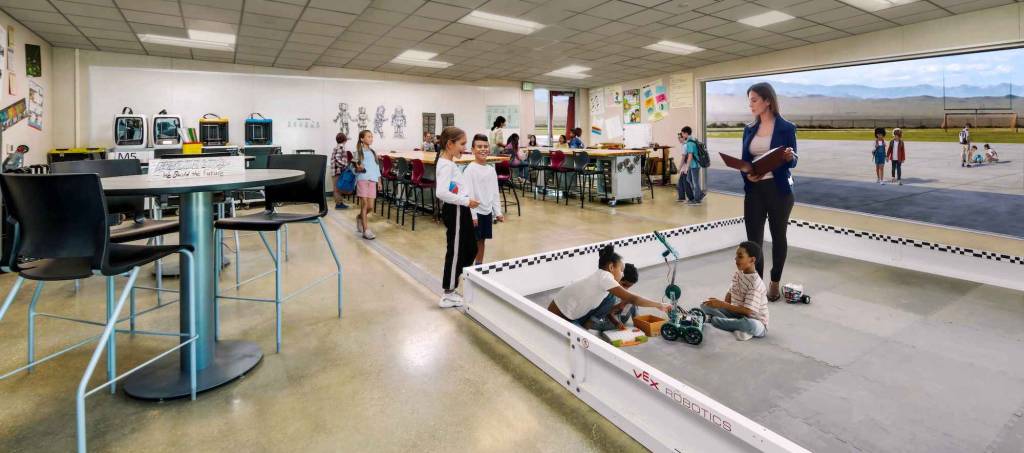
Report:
548,245,669,331
984,144,999,162
557,135,568,149
701,241,769,341
422,131,437,153
527,134,538,147
568,128,584,149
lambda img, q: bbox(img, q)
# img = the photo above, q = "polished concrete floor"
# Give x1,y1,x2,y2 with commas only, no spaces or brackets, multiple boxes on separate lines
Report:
528,247,1024,453
1,183,1020,452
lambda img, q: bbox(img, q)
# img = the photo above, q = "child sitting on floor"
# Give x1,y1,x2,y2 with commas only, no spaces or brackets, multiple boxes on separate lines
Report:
607,263,640,327
984,144,1000,162
701,241,769,341
549,246,669,331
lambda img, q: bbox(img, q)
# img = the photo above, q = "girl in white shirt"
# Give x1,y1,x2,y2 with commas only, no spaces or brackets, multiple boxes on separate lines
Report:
435,126,481,308
701,241,769,341
548,245,669,330
465,134,504,266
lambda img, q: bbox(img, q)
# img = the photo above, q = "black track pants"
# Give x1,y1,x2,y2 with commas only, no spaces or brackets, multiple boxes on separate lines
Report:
442,203,478,292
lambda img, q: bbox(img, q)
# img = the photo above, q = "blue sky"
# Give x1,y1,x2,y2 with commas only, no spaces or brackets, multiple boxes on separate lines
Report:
717,47,1024,89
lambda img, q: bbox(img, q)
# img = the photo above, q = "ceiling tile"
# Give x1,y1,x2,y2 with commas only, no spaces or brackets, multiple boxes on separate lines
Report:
372,0,425,13
239,24,290,40
322,48,359,58
591,21,635,36
182,4,241,23
242,13,295,31
294,21,345,36
889,9,951,25
236,52,276,63
330,40,370,51
346,20,389,36
620,9,666,26
131,23,187,37
0,0,57,12
947,0,1014,14
780,0,844,17
803,5,863,23
439,22,488,38
279,46,323,58
753,0,806,8
560,14,611,31
387,26,432,41
123,10,184,28
289,32,335,46
681,15,729,31
244,0,303,19
763,17,814,33
520,4,574,24
308,0,370,14
880,1,942,19
301,8,356,26
399,15,449,31
143,43,192,56
658,12,703,26
785,24,834,38
359,7,408,26
825,13,882,30
236,44,282,56
589,1,647,20
39,32,92,45
79,27,137,41
182,0,242,10
237,36,285,49
802,29,850,42
414,2,470,21
52,1,122,20
697,0,748,14
479,0,535,17
116,0,179,16
66,15,131,31
4,8,70,25
20,21,81,35
316,54,351,66
92,37,143,50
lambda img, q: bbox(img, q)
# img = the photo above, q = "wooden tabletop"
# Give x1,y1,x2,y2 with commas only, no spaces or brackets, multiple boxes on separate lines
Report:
385,151,508,165
102,169,304,195
522,147,651,157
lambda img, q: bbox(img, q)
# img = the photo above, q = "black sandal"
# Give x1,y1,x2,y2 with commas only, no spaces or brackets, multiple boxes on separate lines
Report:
767,281,782,302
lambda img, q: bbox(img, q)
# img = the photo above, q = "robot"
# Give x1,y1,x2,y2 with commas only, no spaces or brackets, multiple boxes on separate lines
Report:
783,283,811,304
374,105,387,138
333,102,352,135
357,106,368,132
391,106,406,138
653,230,706,345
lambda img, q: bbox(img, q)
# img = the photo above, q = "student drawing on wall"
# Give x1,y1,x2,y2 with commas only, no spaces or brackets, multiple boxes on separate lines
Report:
391,106,406,138
357,106,368,131
374,105,387,138
333,102,352,136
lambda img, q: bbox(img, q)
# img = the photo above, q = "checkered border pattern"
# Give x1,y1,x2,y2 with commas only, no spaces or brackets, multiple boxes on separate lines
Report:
473,217,745,275
789,220,1024,266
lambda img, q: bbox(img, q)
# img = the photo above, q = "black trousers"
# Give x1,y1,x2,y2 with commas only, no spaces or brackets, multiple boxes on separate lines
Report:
442,203,478,292
744,180,795,282
891,160,902,179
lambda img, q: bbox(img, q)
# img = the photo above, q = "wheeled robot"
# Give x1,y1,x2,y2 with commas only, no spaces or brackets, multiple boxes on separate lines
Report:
783,283,811,304
653,230,706,345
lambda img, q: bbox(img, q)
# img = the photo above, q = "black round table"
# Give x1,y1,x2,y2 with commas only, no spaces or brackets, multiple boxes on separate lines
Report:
101,169,304,399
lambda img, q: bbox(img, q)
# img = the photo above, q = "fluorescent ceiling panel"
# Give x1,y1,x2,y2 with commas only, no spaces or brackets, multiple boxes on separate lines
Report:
544,65,591,79
137,29,236,51
838,0,917,12
457,10,544,35
391,49,452,68
644,40,704,55
737,11,794,27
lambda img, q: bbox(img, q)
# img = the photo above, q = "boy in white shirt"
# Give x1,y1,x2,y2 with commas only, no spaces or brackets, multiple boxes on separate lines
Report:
465,134,504,265
701,241,769,341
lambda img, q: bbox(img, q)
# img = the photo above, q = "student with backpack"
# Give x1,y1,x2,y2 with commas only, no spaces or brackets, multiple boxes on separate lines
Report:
959,124,972,167
676,126,705,204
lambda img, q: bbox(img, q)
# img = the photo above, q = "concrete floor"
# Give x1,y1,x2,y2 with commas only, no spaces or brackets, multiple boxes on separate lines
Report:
528,247,1024,453
1,184,1021,452
707,138,1024,195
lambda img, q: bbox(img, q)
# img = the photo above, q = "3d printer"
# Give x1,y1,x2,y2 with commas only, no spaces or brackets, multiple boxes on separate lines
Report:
199,113,229,146
152,109,182,149
245,113,273,145
114,107,147,150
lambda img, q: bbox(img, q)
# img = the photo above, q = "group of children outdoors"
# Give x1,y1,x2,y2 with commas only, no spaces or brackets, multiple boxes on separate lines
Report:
871,127,907,185
957,124,1000,168
548,240,771,342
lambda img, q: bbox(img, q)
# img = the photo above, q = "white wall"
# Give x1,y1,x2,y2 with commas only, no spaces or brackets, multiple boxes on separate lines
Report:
0,10,52,166
55,49,524,154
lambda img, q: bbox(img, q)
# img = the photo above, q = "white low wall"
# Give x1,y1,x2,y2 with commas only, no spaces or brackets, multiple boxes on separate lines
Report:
464,217,1023,452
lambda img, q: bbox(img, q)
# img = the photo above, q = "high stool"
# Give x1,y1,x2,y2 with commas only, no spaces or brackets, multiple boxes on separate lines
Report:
495,160,521,216
0,173,198,452
213,154,341,353
640,153,655,199
526,149,546,199
404,159,435,231
375,155,396,217
392,158,412,226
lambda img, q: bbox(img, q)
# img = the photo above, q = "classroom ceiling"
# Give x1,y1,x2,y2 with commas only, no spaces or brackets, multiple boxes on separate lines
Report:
0,0,1014,87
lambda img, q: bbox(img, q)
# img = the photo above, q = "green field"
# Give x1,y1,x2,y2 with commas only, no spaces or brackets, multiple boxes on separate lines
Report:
708,128,1024,144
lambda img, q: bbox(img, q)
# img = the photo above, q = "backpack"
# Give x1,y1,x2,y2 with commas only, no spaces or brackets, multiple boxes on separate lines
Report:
691,138,710,168
959,130,968,145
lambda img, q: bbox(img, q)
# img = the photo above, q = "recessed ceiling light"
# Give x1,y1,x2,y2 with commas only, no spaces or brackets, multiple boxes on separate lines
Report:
737,11,794,27
544,65,591,79
391,50,452,68
838,0,916,12
138,28,236,51
644,40,704,55
458,10,545,35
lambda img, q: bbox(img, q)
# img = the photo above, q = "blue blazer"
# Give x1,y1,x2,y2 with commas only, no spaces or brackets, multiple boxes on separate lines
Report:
741,114,798,196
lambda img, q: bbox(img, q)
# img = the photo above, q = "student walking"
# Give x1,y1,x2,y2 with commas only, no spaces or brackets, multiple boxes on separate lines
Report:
352,130,381,240
465,134,504,266
887,128,906,185
436,126,481,308
490,116,506,155
331,132,350,209
960,124,972,167
676,126,704,204
872,127,887,184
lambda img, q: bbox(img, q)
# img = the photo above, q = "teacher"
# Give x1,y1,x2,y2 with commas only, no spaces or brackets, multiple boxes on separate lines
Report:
740,82,797,301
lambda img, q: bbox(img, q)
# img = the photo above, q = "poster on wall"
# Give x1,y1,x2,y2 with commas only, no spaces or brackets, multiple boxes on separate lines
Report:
589,88,604,115
622,89,640,125
25,44,41,77
0,27,7,79
608,86,622,105
605,116,622,139
643,80,669,122
27,79,41,131
0,98,27,131
669,72,693,109
485,105,519,128
7,72,13,96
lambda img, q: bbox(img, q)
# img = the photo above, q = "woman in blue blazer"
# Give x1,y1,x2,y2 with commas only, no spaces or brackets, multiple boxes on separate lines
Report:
739,82,798,301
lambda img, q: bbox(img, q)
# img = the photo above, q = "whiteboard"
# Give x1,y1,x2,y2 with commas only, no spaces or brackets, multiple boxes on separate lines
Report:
623,124,652,149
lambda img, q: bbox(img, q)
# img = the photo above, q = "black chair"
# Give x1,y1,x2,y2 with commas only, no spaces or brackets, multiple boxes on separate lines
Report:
0,173,198,451
640,153,655,199
392,158,412,226
213,154,341,353
50,159,180,327
570,151,596,209
526,149,546,199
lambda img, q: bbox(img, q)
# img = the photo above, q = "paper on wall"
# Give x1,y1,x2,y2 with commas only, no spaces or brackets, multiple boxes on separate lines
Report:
589,88,604,116
623,89,640,125
669,72,693,109
604,116,622,139
27,79,41,131
608,86,622,105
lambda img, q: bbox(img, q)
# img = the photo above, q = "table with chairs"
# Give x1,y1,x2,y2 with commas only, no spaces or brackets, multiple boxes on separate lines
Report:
0,152,343,452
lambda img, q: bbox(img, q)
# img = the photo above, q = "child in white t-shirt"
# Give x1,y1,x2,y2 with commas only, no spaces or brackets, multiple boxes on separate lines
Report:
701,241,769,341
548,245,669,331
464,134,504,266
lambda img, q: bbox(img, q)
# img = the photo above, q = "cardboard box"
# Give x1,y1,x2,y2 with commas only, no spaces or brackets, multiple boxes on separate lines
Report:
634,314,666,337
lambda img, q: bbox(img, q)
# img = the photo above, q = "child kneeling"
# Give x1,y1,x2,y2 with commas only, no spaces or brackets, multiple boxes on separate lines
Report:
702,241,770,341
549,246,668,331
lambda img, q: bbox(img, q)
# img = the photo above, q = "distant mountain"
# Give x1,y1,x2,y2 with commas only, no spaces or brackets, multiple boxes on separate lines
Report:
708,80,1024,99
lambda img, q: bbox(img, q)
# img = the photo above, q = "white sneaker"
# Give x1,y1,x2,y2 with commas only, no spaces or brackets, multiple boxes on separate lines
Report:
362,230,376,240
733,330,753,341
438,293,464,308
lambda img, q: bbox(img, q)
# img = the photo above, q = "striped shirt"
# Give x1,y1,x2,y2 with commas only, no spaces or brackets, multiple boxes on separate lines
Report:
729,271,769,327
